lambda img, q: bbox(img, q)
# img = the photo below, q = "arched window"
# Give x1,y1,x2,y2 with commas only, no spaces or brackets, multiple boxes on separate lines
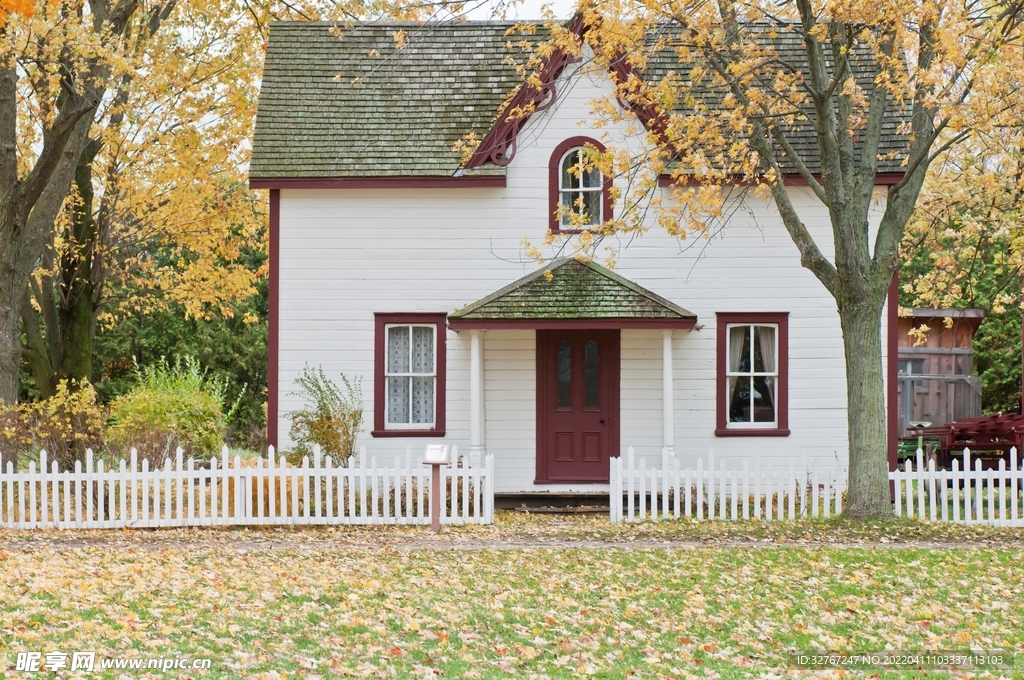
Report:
559,148,603,227
548,137,611,233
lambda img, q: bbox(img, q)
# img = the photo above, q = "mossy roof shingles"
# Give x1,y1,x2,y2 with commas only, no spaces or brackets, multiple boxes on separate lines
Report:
251,20,910,179
251,21,538,179
449,259,697,321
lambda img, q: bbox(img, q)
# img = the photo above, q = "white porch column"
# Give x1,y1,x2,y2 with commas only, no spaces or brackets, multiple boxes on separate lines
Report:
470,329,485,457
662,330,675,457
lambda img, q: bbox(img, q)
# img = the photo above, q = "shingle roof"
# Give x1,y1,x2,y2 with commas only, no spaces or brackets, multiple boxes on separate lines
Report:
251,20,910,179
448,259,697,321
642,24,909,175
250,21,537,179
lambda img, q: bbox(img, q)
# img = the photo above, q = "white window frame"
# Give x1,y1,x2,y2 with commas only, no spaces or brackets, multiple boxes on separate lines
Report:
559,147,603,227
725,322,779,429
384,323,437,430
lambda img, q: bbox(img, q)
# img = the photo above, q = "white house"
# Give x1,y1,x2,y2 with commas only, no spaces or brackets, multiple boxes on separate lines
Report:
249,19,902,496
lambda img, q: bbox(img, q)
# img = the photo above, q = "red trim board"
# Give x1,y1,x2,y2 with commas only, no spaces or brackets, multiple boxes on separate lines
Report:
250,176,505,190
268,189,280,449
659,172,906,188
447,318,696,330
888,274,899,473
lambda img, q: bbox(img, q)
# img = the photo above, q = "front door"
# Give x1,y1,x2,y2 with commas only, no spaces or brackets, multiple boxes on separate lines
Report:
536,329,620,482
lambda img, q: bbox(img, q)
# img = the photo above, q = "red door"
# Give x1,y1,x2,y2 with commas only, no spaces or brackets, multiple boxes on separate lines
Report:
536,330,620,482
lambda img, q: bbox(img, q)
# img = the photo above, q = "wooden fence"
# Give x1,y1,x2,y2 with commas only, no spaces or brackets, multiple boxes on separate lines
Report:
610,447,845,523
0,445,494,529
892,448,1023,526
611,447,1024,525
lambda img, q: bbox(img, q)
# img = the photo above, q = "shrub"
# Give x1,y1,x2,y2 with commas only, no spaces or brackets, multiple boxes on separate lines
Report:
288,365,363,465
0,379,106,470
107,357,239,465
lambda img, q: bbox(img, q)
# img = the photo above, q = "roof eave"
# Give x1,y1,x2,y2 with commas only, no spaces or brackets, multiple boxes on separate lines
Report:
448,317,697,330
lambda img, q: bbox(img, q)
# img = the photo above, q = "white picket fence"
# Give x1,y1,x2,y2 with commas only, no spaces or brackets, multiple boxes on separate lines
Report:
610,447,845,523
611,446,1024,525
892,447,1023,526
0,445,494,529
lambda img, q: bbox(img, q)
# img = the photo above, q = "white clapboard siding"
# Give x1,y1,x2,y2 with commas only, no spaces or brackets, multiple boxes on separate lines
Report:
0,445,494,529
610,447,843,523
891,447,1024,527
612,446,1024,526
273,56,892,494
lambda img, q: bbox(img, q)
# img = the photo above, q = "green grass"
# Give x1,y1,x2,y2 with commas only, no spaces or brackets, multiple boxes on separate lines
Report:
1,515,1023,677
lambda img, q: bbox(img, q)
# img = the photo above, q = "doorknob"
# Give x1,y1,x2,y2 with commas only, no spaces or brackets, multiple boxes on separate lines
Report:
600,418,606,424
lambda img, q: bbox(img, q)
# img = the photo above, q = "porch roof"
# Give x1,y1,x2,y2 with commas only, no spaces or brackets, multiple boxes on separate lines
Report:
448,259,697,329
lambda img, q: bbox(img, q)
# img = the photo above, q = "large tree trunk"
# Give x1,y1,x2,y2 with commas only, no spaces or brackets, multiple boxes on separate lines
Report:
0,116,93,403
838,291,893,518
0,271,21,405
58,141,101,384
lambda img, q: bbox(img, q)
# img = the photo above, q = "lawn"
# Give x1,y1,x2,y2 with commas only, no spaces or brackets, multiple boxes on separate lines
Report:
2,515,1022,678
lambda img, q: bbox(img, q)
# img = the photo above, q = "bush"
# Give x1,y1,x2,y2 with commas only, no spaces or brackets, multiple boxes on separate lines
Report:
288,365,363,465
0,379,106,470
107,357,239,465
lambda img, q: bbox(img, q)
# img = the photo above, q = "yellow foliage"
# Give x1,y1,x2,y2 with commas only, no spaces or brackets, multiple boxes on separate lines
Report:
0,0,32,26
493,0,1024,278
0,380,106,471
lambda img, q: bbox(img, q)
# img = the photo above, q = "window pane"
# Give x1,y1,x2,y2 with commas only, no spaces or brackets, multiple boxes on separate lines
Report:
585,339,599,408
753,325,776,373
411,326,433,373
560,191,576,226
729,325,750,373
582,162,602,189
728,376,750,422
753,376,776,422
387,376,410,424
387,326,410,373
411,376,434,424
557,341,572,408
561,150,580,190
581,190,601,225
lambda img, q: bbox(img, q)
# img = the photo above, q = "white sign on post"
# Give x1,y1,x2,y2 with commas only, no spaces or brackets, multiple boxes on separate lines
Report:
423,443,450,465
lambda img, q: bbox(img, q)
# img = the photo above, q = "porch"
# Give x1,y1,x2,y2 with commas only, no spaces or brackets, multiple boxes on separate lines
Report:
447,258,696,493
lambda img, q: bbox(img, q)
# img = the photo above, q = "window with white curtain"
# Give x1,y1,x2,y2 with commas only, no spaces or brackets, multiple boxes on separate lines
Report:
726,323,778,426
559,147,603,227
385,324,435,428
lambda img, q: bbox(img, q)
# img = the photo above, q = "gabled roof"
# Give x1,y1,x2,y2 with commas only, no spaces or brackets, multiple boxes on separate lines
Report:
251,20,910,182
447,259,697,329
250,21,538,180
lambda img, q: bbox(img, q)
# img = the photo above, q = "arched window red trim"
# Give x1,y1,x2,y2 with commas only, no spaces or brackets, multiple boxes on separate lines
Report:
548,136,613,234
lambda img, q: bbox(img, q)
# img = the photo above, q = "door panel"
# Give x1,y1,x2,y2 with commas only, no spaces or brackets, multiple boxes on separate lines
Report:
555,432,574,462
536,330,620,482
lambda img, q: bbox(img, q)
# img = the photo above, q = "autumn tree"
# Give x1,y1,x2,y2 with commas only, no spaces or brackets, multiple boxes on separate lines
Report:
1,0,145,405
10,0,471,400
544,0,1024,517
901,132,1024,412
19,0,270,397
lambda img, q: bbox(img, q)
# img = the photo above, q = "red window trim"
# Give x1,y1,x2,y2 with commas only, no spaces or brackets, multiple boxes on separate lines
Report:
715,312,790,437
372,312,447,438
549,136,613,234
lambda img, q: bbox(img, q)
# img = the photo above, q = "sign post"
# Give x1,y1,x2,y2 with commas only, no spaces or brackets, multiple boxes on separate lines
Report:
423,444,450,532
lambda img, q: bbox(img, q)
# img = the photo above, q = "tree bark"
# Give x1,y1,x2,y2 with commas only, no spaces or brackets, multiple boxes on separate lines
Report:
57,140,102,384
0,115,93,403
837,290,893,518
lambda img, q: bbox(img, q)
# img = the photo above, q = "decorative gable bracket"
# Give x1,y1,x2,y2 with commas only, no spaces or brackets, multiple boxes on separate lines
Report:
463,15,668,170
